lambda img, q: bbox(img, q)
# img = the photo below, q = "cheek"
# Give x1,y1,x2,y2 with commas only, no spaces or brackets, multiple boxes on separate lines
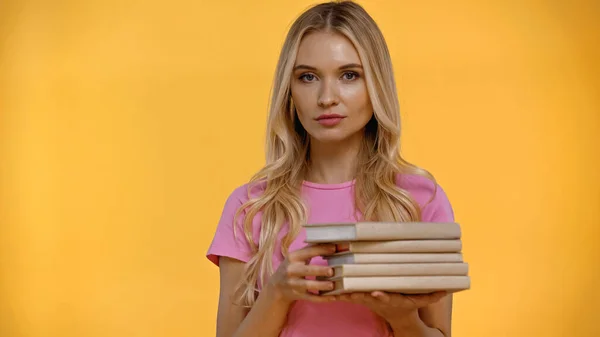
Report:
291,87,315,119
340,84,372,117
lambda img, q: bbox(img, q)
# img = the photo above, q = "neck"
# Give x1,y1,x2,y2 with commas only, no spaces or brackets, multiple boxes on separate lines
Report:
305,134,363,185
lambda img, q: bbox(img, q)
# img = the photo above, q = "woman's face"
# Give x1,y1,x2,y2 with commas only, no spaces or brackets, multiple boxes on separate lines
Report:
290,31,373,145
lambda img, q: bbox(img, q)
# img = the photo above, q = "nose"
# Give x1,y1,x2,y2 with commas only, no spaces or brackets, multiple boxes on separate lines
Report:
317,79,339,108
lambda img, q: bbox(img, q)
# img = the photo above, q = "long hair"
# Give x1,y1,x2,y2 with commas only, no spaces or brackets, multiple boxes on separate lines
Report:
233,0,437,307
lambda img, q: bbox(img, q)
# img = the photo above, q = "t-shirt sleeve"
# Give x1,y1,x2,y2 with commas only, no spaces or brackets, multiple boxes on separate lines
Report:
206,186,254,266
420,183,455,223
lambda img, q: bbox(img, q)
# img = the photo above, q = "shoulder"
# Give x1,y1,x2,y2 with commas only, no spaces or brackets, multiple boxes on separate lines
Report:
395,173,455,222
222,180,268,209
206,181,268,266
214,180,269,227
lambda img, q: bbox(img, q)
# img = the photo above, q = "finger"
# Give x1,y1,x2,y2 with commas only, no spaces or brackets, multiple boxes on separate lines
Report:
360,293,378,305
336,294,352,302
371,291,391,303
297,292,337,303
288,244,337,262
350,292,367,302
288,278,335,292
345,292,377,308
336,293,362,303
426,291,448,304
405,291,447,307
409,291,447,302
432,291,448,300
287,263,333,278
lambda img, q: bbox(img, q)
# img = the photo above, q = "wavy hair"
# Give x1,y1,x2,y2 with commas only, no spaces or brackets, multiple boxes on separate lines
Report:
233,0,437,307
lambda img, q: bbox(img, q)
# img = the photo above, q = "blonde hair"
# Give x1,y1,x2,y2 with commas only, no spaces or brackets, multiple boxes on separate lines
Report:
233,0,437,307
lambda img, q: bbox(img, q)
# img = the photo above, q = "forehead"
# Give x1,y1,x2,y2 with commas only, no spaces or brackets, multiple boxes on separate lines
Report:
295,31,362,67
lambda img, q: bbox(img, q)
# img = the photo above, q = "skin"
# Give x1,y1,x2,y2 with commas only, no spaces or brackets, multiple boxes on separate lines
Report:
291,31,373,184
216,245,337,337
216,31,453,337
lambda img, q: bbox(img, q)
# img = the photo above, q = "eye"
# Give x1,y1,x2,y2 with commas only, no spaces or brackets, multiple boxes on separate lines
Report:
299,73,316,82
342,71,359,81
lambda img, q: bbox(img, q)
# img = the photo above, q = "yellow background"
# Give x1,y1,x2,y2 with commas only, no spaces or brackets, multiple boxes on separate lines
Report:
1,0,598,336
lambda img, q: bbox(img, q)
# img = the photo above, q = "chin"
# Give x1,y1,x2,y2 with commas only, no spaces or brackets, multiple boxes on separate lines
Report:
309,129,353,144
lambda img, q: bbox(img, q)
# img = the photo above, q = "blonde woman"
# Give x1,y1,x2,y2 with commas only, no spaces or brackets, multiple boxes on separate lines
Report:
207,1,455,336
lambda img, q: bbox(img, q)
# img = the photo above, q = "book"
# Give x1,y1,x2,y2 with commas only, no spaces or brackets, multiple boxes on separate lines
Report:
324,252,464,266
304,222,461,243
320,275,471,296
334,239,462,253
327,262,469,278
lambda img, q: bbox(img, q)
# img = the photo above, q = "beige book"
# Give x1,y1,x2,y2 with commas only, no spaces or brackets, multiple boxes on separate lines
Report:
325,252,463,265
320,275,471,296
329,263,469,278
335,239,462,253
304,222,461,243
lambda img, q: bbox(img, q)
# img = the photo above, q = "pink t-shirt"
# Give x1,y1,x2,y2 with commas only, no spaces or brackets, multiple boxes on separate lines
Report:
206,173,455,337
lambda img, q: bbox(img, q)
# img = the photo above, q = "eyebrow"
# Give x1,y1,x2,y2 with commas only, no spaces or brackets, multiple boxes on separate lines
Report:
293,63,363,71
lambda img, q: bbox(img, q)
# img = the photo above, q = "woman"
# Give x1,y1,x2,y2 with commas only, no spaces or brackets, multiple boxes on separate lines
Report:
207,1,454,336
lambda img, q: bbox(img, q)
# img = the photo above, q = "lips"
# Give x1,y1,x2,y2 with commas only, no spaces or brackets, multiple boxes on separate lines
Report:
315,113,345,120
315,113,345,126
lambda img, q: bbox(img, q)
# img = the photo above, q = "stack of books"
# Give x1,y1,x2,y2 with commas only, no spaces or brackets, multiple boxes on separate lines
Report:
304,221,470,296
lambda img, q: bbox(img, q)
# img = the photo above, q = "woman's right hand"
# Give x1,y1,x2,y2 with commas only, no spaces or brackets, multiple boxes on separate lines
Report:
266,243,338,305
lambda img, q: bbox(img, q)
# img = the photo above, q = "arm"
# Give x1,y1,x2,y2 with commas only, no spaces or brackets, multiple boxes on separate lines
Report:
388,294,452,337
216,257,291,337
216,244,337,337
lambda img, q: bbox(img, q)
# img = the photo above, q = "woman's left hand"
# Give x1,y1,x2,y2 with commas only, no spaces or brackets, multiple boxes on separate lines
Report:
335,291,446,323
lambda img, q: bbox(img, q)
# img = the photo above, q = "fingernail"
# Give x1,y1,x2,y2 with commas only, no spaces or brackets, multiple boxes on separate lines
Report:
328,268,333,276
328,282,334,290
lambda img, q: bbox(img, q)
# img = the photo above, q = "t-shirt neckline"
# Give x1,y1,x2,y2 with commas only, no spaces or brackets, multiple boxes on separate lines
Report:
301,179,356,190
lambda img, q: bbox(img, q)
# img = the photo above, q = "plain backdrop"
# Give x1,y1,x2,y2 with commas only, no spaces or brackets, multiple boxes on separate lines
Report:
1,0,599,336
